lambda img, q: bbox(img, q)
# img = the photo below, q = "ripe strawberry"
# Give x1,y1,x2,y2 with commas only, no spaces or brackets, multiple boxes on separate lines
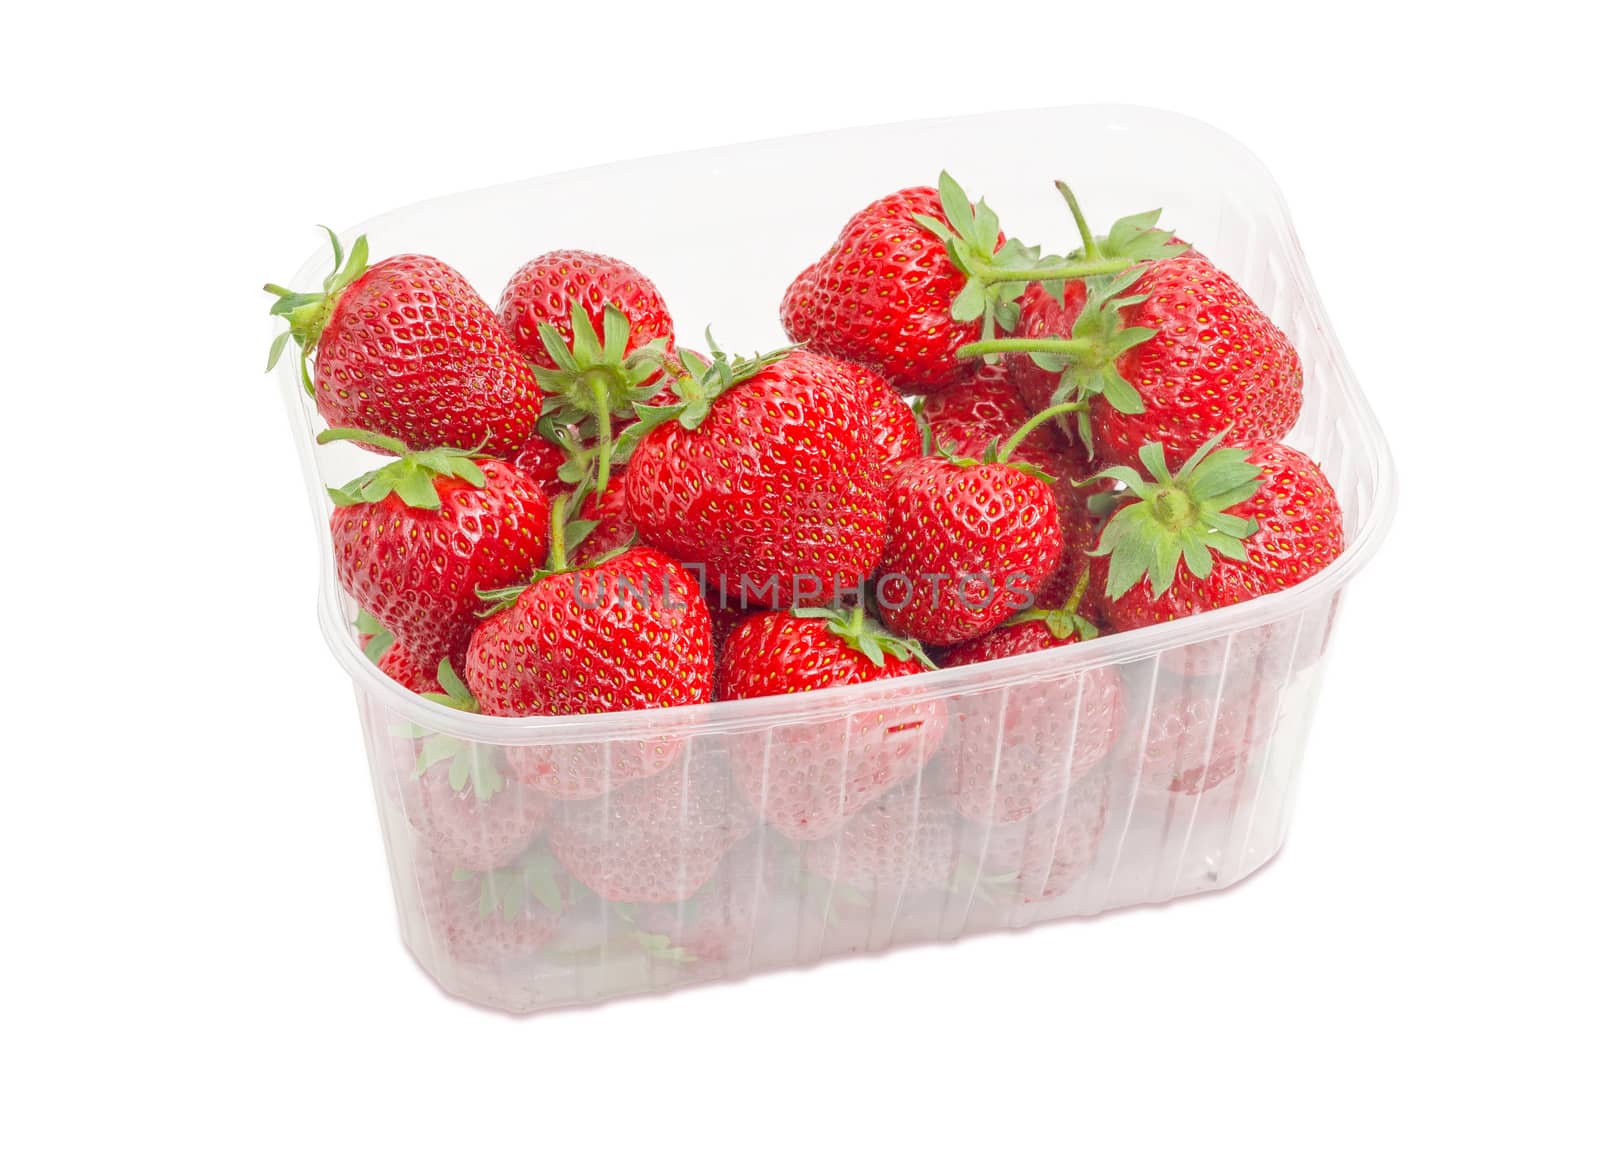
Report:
1005,280,1089,414
401,743,549,872
1033,482,1110,622
465,531,714,798
968,193,1300,467
958,771,1111,903
567,473,636,564
546,761,755,903
511,430,569,492
874,435,1065,645
421,851,565,967
917,363,1077,475
623,347,890,608
266,232,542,458
717,607,944,840
940,599,1121,824
376,641,436,693
779,176,1028,390
940,614,1120,825
1095,438,1344,635
324,432,550,671
842,359,921,473
498,250,674,377
801,788,959,894
1131,682,1260,796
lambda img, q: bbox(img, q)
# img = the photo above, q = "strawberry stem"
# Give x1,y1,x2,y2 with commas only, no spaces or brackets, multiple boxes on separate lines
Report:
1055,182,1100,260
548,494,570,573
996,401,1087,464
316,426,409,455
955,337,1097,361
967,255,1131,284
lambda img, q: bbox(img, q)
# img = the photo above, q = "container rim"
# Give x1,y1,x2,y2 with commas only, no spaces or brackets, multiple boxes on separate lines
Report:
284,103,1398,747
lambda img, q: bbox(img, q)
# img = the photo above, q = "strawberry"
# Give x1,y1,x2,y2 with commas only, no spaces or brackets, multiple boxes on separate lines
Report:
779,177,1018,391
1033,481,1111,622
801,787,959,894
873,406,1068,645
1005,280,1089,414
917,363,1077,475
567,473,636,564
940,595,1121,824
1131,682,1260,796
546,759,755,903
623,346,890,608
963,188,1300,467
717,607,944,840
498,250,674,378
843,358,921,473
1094,437,1344,636
266,232,542,458
511,430,569,492
402,742,549,872
958,771,1111,903
465,516,714,797
420,851,565,967
781,174,1162,392
376,641,437,693
323,431,550,671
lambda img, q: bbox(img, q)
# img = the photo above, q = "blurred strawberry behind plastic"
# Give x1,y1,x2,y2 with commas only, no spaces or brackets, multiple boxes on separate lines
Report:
279,106,1394,1014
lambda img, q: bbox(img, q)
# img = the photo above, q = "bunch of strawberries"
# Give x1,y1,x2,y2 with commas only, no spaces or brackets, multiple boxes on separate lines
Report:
267,172,1344,956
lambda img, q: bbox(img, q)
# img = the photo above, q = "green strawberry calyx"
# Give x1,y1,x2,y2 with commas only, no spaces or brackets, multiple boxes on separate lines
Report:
454,849,564,921
318,427,486,510
264,227,369,396
1005,569,1098,641
791,604,936,670
618,332,791,448
921,175,1180,346
1090,434,1263,601
356,610,396,664
953,184,1189,452
532,303,670,495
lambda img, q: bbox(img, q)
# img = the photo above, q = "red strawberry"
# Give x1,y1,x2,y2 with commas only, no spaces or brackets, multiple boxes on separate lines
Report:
511,430,569,492
940,602,1121,824
918,363,1077,475
717,607,944,840
1131,682,1260,796
780,177,1016,390
973,197,1300,467
266,232,542,458
801,788,958,894
546,760,755,903
325,434,550,671
401,741,549,872
842,359,921,473
1033,482,1111,622
1096,438,1344,636
874,445,1064,645
568,473,636,564
498,250,673,380
420,852,565,967
466,538,714,798
623,347,890,608
1005,280,1089,414
958,771,1111,903
376,641,437,693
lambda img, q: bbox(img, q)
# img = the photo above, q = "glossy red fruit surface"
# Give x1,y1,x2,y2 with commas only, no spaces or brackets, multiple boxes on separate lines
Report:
780,186,997,391
624,350,889,608
316,255,543,458
331,461,550,671
875,457,1063,645
498,249,674,373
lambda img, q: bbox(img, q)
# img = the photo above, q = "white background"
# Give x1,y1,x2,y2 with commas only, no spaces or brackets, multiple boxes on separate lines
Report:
4,1,1596,1168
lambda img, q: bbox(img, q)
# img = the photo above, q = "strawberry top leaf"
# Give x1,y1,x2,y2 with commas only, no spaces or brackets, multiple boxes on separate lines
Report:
1091,434,1264,600
318,428,488,510
790,604,936,670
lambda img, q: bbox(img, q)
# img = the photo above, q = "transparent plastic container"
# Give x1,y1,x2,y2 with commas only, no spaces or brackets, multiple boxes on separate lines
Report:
277,105,1396,1014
